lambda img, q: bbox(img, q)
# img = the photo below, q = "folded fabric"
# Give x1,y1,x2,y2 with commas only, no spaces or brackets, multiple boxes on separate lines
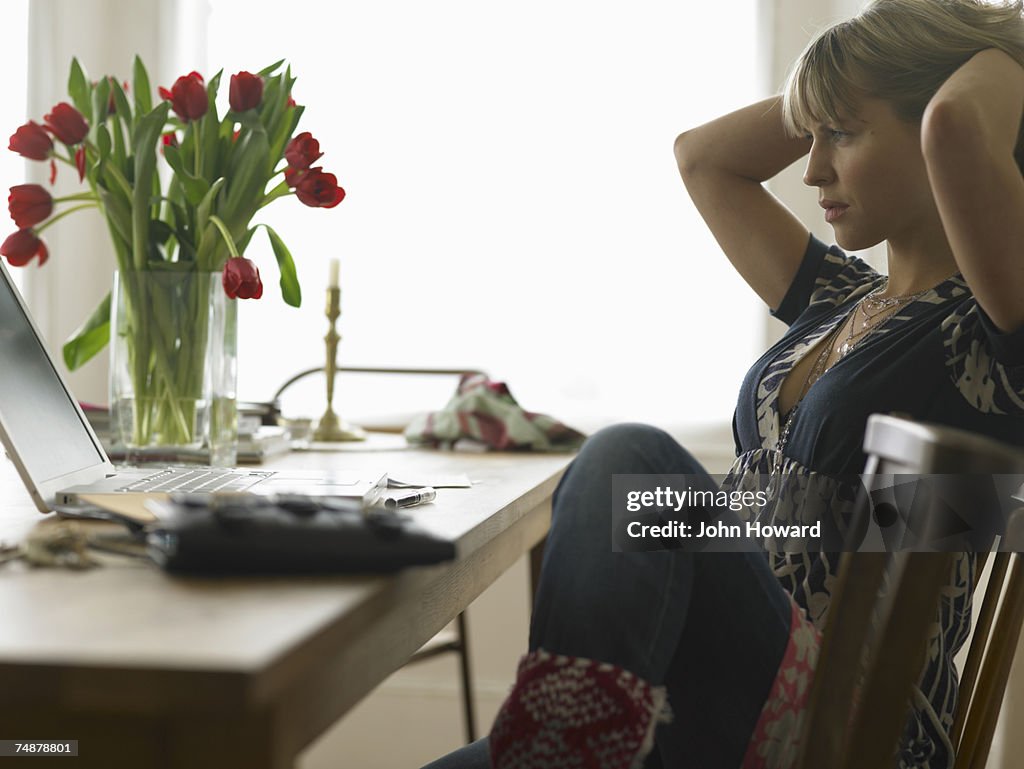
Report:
404,374,586,451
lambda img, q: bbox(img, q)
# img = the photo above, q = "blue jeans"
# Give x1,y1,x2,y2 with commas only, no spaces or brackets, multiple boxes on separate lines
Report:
422,424,793,769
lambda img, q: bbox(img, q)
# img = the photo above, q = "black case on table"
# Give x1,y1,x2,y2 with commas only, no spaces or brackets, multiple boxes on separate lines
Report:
146,494,456,575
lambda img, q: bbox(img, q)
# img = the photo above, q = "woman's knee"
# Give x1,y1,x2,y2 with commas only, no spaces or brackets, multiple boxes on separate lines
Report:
573,422,700,477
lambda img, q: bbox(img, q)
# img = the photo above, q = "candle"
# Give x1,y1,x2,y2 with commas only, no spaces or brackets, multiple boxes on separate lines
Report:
328,258,340,289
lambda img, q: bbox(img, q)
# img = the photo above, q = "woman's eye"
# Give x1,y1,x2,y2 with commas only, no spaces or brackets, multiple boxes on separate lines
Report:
828,129,848,141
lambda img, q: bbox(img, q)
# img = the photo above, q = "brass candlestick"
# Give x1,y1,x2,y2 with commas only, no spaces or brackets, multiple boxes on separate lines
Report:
314,286,366,442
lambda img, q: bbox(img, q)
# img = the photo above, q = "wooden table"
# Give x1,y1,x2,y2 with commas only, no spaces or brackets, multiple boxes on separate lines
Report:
0,440,571,768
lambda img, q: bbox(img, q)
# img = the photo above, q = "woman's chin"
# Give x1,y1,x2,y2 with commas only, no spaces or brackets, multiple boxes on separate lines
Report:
832,227,882,253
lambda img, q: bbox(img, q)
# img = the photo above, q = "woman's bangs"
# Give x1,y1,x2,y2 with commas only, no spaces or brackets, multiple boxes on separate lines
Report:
783,27,864,136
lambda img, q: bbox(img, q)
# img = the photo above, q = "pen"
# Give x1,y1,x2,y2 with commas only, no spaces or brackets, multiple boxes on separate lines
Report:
384,487,437,510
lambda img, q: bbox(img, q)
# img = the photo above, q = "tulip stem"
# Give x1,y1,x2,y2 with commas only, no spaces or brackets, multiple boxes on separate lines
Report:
35,203,99,234
54,192,99,204
101,163,134,200
194,130,201,177
207,215,239,260
257,180,291,209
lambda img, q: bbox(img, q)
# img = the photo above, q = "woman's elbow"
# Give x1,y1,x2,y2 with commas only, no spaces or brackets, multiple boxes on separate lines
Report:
921,98,984,164
674,130,701,177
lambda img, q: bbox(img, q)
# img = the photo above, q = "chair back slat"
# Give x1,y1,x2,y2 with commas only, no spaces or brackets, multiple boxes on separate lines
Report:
794,552,888,768
847,552,956,769
797,414,1024,769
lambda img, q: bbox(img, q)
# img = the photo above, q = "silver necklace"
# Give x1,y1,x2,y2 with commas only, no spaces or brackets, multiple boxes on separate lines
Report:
768,280,929,496
861,280,932,313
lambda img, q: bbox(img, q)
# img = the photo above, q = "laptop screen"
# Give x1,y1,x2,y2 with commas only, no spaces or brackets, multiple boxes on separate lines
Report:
0,268,105,482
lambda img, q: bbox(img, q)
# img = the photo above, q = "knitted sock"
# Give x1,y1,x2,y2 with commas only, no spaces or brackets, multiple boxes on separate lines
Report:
490,649,672,769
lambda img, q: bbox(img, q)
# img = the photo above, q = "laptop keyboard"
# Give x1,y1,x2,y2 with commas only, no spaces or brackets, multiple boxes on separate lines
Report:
116,468,271,494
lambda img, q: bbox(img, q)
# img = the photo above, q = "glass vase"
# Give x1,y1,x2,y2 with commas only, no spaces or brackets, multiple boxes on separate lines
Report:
109,270,238,466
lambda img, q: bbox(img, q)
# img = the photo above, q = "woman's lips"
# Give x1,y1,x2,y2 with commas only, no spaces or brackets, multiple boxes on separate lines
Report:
825,205,848,223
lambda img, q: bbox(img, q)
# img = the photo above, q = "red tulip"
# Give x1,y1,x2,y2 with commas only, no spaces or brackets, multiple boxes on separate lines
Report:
229,71,263,112
294,167,346,208
43,102,89,145
8,185,53,228
161,132,178,148
284,167,303,188
284,132,323,170
49,159,57,185
222,257,263,299
75,146,86,182
1,229,48,267
158,71,208,122
8,121,53,160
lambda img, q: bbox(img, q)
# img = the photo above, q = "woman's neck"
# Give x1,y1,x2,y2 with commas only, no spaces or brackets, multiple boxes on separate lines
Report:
882,235,959,297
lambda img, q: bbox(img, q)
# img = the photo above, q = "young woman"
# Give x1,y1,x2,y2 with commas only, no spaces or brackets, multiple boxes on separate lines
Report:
424,1,1024,767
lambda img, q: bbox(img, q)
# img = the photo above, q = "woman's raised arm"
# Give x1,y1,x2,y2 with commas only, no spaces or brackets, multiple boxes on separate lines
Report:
921,48,1024,333
675,96,813,311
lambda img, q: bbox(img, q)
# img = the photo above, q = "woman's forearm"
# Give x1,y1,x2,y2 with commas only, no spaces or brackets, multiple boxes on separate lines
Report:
920,48,1024,332
674,96,811,183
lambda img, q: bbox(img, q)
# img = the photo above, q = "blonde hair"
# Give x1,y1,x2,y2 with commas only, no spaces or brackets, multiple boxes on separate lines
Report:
781,0,1024,161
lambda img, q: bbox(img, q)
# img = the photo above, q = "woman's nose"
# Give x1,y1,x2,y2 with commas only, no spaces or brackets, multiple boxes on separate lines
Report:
802,145,835,187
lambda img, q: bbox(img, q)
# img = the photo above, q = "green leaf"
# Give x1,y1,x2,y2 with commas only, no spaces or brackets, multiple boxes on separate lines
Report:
96,123,111,163
221,127,271,221
110,79,132,123
109,111,127,167
131,101,170,270
150,219,174,247
196,177,225,235
263,224,301,307
91,77,110,135
237,226,257,254
132,55,152,116
62,293,111,371
98,187,132,247
201,72,224,179
269,104,303,167
258,59,285,77
68,58,90,116
162,144,209,206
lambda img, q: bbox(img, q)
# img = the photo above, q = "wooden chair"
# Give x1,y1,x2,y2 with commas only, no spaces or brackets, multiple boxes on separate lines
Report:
796,414,1024,769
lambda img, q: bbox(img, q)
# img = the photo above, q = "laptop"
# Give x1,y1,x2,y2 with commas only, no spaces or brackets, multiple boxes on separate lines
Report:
0,261,387,518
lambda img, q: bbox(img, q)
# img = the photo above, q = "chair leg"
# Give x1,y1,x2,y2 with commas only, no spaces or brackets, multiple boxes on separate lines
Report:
961,554,1024,769
529,536,546,611
456,611,477,744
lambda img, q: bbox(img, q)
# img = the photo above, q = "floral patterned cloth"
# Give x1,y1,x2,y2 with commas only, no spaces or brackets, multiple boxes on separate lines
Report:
405,374,586,451
741,597,822,769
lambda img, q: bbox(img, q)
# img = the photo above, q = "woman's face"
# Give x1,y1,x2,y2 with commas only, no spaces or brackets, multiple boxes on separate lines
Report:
801,96,940,252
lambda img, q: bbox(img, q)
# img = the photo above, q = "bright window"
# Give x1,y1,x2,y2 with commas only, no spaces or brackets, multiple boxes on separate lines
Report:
207,1,761,428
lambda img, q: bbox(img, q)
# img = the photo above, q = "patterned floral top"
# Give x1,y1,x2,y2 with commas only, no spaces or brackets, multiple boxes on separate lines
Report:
723,234,1024,768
